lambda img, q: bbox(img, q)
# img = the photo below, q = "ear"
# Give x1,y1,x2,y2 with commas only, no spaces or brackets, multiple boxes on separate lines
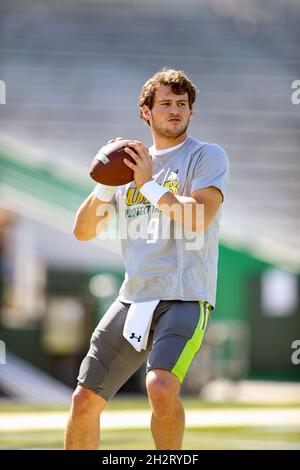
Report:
142,105,151,121
189,108,194,119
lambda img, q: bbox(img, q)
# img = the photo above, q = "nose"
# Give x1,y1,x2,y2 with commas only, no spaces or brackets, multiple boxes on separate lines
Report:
170,105,180,114
169,106,181,117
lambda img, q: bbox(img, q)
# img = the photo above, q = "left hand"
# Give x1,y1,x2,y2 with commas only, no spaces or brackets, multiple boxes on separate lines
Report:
123,140,153,189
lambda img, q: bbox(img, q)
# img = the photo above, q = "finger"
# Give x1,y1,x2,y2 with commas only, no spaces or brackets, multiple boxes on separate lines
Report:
125,147,141,161
128,141,149,159
123,158,136,169
108,136,125,143
128,144,148,160
128,141,143,149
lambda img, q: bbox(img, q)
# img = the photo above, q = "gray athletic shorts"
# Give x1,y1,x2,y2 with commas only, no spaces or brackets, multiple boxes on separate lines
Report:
77,299,211,401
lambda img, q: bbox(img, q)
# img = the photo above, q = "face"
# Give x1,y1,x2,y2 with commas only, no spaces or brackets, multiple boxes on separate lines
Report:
143,85,193,138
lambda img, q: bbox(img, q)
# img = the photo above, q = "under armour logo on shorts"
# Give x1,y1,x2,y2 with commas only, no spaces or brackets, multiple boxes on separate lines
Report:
130,333,142,342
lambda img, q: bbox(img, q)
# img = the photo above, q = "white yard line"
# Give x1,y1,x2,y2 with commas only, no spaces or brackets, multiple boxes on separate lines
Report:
0,409,300,432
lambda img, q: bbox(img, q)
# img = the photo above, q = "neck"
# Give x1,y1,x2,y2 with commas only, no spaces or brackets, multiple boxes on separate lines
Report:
151,131,188,150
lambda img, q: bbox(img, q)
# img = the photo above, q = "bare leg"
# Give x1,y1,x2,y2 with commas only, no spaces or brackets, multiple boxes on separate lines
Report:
64,385,107,450
146,370,185,450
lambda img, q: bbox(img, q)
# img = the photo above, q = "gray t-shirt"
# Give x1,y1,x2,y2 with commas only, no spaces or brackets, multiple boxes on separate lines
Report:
114,135,229,308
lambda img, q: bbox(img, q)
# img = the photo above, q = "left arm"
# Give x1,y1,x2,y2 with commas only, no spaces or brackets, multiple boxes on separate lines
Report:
123,140,224,233
157,186,223,232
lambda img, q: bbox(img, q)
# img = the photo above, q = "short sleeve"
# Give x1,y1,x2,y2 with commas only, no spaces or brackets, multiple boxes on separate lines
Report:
190,143,229,202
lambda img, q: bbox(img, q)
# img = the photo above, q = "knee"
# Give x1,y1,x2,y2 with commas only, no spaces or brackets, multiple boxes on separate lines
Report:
71,386,106,416
146,371,180,414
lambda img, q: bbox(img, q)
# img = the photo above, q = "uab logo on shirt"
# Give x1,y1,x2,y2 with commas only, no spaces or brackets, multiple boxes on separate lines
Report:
126,175,178,207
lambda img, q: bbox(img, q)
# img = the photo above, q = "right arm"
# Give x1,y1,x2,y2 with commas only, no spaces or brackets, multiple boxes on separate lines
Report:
73,191,116,241
74,137,124,241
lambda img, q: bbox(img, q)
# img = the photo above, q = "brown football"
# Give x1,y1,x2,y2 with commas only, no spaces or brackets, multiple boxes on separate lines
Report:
90,139,136,186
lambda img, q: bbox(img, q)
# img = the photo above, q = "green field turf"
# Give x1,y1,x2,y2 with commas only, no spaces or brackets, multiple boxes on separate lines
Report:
0,397,300,450
1,427,300,450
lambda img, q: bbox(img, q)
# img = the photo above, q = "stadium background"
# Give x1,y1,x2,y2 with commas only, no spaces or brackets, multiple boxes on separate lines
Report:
0,0,299,449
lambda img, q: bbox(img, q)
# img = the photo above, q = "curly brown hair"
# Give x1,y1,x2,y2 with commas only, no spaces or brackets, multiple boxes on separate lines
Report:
139,68,198,125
